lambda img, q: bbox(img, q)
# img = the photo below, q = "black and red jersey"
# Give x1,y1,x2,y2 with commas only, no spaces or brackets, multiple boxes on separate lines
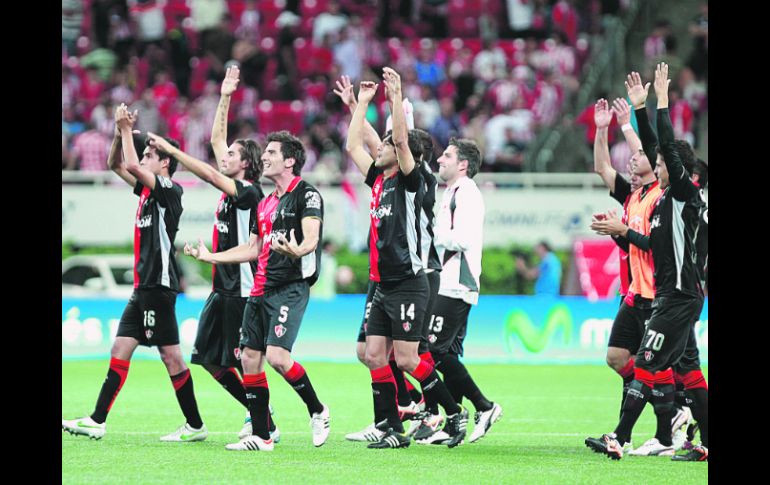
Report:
250,176,323,296
366,163,425,283
132,175,183,292
418,163,441,272
212,180,264,297
649,108,705,299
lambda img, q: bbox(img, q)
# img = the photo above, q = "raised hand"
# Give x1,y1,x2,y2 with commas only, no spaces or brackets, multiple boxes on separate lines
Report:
146,132,175,154
611,98,631,125
357,81,379,104
221,65,240,97
594,99,613,129
382,67,402,102
333,75,356,107
625,71,650,109
653,62,671,104
115,103,138,131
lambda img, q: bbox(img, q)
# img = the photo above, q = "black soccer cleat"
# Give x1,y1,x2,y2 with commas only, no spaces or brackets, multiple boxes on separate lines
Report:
443,406,469,448
367,420,411,449
672,445,708,462
585,436,608,453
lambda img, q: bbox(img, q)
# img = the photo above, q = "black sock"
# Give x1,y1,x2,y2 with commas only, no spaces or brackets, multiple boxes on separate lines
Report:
674,381,687,410
370,366,403,432
437,353,493,411
620,374,634,419
213,368,249,408
91,358,130,424
243,373,270,440
686,387,708,448
390,360,412,406
170,370,203,429
410,360,461,416
614,380,652,445
283,362,323,416
652,383,675,446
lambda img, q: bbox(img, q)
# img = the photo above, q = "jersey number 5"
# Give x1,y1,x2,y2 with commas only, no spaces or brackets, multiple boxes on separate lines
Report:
278,306,289,323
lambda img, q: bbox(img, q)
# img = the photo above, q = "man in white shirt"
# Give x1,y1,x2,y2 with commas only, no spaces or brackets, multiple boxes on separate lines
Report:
417,137,503,445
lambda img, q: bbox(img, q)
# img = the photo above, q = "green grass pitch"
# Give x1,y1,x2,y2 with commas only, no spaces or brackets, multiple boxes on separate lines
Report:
62,361,708,484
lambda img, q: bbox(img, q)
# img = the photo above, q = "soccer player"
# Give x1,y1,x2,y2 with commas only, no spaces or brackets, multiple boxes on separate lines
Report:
597,63,708,461
415,137,503,445
584,94,664,454
62,104,207,442
188,131,330,451
346,68,468,449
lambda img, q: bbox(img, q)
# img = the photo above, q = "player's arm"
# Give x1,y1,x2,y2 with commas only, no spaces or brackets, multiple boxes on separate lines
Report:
611,97,642,154
592,98,617,192
334,75,381,158
272,217,321,260
591,209,651,251
107,128,138,187
654,62,696,201
611,234,630,253
346,81,378,176
147,132,238,196
116,104,158,190
625,71,658,163
188,232,262,264
434,187,484,252
383,67,415,175
211,66,240,163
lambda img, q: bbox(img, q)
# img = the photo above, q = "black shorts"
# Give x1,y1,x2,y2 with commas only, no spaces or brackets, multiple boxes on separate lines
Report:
191,292,246,368
418,270,441,354
607,298,652,353
635,295,704,373
116,288,179,347
356,280,378,343
427,295,472,356
673,323,702,374
367,273,429,342
241,281,310,352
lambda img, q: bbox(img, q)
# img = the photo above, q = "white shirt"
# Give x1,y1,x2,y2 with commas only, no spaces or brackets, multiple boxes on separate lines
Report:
434,176,484,305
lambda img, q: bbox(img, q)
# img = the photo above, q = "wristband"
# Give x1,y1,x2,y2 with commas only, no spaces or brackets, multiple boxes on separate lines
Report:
621,123,633,132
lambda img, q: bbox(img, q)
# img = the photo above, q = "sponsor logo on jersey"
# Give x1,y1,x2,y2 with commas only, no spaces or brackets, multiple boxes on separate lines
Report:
402,321,411,332
370,204,393,219
136,215,152,228
275,324,286,338
650,215,660,229
270,211,277,223
215,221,229,233
280,208,296,218
305,191,321,209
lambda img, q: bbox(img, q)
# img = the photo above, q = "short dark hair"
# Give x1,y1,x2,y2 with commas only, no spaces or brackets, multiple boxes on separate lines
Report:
145,136,180,176
656,139,695,174
448,137,481,178
233,138,263,183
411,128,434,164
538,240,553,253
383,129,427,165
266,131,306,175
693,158,708,188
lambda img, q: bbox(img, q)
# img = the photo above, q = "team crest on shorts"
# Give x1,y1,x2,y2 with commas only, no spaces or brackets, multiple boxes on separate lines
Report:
644,351,653,361
429,334,437,343
402,322,411,332
145,329,154,340
275,324,287,338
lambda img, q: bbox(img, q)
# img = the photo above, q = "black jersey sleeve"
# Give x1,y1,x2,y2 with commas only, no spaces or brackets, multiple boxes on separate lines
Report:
133,181,144,196
365,163,382,187
657,108,698,202
399,165,422,192
634,106,658,167
611,172,631,204
151,176,183,212
612,235,630,253
232,180,263,210
626,228,650,251
299,185,324,221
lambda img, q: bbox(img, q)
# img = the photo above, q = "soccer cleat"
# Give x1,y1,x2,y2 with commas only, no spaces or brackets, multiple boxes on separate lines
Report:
585,435,633,454
672,428,687,451
671,406,692,434
602,433,623,460
443,406,469,448
397,401,421,421
310,404,331,447
628,437,675,456
225,435,274,451
62,416,106,440
416,430,451,445
672,445,708,462
469,402,503,443
239,412,281,442
345,423,385,442
160,423,208,442
416,395,426,412
367,421,411,449
412,412,445,441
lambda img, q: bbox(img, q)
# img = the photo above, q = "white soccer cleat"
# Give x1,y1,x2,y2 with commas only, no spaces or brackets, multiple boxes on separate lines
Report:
225,435,275,451
415,430,451,445
671,406,692,434
239,414,281,443
468,402,503,443
160,423,208,442
345,422,385,442
628,437,676,456
397,401,421,420
411,413,445,440
310,404,331,447
672,428,688,451
62,416,106,440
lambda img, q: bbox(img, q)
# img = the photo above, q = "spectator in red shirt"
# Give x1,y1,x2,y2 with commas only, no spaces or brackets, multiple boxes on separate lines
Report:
67,124,112,171
576,94,617,147
152,70,180,120
552,0,578,45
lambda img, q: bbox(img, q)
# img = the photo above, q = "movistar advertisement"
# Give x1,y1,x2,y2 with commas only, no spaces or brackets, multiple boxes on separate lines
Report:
62,295,708,364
